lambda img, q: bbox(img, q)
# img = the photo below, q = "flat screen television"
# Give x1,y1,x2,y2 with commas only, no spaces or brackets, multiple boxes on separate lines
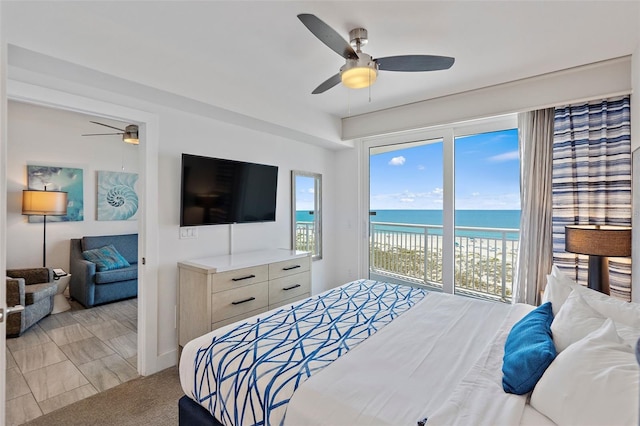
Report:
180,153,278,226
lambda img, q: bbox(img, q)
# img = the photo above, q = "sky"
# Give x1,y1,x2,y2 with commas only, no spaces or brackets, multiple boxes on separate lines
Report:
370,128,520,210
295,174,316,211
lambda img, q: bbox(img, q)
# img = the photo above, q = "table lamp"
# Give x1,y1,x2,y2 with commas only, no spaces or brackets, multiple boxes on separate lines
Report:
565,224,631,294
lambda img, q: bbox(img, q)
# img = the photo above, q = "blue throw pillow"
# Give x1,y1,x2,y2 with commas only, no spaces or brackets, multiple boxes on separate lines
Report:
502,302,557,394
82,244,131,272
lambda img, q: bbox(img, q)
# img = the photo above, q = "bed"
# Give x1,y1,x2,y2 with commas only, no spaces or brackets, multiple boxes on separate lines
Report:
179,272,640,426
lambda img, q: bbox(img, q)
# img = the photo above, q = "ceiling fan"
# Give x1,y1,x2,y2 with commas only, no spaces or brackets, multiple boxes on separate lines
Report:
82,121,139,145
297,13,455,94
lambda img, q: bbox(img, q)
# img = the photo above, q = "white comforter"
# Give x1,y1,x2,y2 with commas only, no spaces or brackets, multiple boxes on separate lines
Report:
285,292,535,426
180,283,546,425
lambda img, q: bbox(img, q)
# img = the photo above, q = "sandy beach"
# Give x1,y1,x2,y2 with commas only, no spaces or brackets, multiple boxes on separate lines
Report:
370,231,518,299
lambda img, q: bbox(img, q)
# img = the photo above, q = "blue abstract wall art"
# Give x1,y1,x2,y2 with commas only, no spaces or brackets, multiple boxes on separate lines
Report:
27,165,84,222
97,171,139,221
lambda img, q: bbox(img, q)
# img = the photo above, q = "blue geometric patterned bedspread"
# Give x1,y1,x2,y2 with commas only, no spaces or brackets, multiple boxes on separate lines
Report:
189,279,427,426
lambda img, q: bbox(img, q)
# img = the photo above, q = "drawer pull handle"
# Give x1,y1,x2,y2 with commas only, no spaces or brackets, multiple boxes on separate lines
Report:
282,265,301,271
231,297,256,305
232,274,256,282
283,284,301,291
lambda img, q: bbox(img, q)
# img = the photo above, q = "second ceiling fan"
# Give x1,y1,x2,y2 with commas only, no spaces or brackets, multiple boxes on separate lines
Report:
297,13,455,94
82,121,139,145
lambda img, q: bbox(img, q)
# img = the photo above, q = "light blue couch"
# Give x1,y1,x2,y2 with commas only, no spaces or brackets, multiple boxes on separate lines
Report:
69,233,138,308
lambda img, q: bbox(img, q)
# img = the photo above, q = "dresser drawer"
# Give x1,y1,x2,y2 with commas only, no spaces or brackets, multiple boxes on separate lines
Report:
269,292,311,310
212,307,269,331
269,273,311,306
212,282,268,323
211,265,269,293
268,256,310,280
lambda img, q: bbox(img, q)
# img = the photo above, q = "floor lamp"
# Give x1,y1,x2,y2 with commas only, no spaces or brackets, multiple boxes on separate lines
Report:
22,189,68,267
565,225,632,295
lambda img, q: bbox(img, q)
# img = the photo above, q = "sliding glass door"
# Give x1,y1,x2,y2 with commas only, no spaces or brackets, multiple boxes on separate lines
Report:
364,116,519,302
453,129,520,301
369,139,444,289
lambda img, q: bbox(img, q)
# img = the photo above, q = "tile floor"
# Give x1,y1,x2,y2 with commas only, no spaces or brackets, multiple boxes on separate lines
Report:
6,298,138,426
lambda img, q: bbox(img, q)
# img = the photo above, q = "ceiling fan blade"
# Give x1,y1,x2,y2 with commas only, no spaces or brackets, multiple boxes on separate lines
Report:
297,14,358,60
375,55,455,72
82,132,124,136
89,121,125,132
312,73,342,94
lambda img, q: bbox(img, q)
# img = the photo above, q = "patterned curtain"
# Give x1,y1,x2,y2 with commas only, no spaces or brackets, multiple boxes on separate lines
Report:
552,96,631,301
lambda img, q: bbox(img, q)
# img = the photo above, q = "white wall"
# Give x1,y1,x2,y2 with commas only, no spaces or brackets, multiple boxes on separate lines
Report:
330,146,361,285
153,105,336,355
7,101,139,270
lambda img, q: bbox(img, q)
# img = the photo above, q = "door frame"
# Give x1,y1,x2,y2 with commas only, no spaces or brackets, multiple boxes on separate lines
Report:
1,3,8,416
5,80,160,376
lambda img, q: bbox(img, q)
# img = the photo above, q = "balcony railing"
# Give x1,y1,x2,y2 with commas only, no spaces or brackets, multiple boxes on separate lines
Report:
370,222,519,302
295,220,519,303
295,222,315,252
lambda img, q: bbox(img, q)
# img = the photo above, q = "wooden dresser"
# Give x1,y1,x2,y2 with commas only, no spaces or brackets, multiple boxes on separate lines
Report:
177,249,311,348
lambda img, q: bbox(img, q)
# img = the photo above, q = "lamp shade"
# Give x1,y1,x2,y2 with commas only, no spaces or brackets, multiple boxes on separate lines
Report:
22,190,68,216
565,225,631,257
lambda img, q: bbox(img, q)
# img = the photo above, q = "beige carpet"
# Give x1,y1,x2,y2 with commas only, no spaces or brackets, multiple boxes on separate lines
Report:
24,366,183,426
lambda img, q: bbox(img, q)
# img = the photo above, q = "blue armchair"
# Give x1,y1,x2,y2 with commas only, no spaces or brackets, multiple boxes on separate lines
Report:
69,233,138,308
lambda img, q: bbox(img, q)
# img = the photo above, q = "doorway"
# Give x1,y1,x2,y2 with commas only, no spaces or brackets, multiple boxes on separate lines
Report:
3,80,160,425
5,102,140,423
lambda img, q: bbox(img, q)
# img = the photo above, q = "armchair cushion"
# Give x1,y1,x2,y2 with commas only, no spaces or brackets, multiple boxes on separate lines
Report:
24,282,58,305
82,244,131,272
95,265,138,284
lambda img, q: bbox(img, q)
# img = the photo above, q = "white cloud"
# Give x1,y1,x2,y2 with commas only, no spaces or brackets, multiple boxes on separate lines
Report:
388,156,406,166
307,188,315,194
400,198,414,203
488,150,519,162
417,165,425,170
432,187,443,195
472,192,480,197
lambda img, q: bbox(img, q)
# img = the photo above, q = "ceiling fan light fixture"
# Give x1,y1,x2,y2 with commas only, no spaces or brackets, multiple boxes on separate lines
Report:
340,54,378,89
123,125,139,145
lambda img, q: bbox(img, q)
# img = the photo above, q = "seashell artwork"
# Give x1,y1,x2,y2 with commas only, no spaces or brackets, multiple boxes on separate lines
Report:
97,171,139,221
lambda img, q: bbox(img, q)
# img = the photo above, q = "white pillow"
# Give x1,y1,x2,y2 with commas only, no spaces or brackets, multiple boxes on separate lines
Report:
544,265,640,328
531,320,639,426
551,290,606,352
573,285,640,328
551,289,640,351
542,266,577,316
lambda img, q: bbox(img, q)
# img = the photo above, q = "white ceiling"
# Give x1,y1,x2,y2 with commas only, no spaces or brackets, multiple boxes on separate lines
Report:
4,1,640,147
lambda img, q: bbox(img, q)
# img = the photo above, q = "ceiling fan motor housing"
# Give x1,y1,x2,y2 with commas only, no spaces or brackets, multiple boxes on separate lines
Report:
349,27,369,49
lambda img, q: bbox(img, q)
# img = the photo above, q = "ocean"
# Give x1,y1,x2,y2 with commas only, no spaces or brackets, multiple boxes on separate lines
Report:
296,209,521,239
